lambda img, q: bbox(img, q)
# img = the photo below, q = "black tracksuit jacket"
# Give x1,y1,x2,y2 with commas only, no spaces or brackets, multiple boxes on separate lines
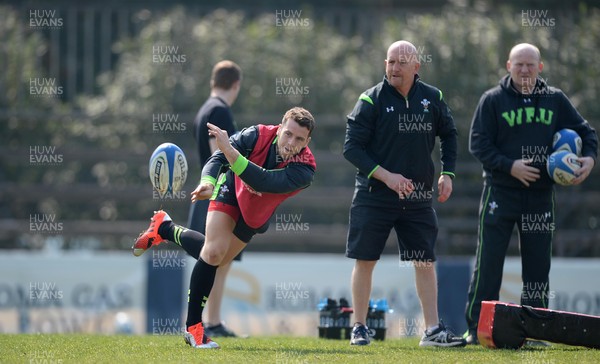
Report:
344,75,457,208
469,74,598,189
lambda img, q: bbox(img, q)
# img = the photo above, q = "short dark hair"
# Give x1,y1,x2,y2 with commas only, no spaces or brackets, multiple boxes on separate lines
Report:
282,107,315,136
211,60,242,90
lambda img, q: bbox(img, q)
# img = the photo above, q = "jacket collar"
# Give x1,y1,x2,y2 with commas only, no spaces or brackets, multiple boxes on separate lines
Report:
499,74,548,97
383,74,420,100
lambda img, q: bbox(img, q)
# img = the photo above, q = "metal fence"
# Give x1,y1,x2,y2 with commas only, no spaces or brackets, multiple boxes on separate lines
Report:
16,4,393,103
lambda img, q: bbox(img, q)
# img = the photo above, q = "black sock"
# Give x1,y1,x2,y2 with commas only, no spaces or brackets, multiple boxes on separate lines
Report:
158,221,204,259
186,257,217,328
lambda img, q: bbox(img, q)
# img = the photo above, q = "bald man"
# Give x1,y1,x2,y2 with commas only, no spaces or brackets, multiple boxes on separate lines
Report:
344,40,465,347
464,43,597,345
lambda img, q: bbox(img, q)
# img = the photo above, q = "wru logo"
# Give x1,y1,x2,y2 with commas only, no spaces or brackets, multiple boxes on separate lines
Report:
501,107,554,127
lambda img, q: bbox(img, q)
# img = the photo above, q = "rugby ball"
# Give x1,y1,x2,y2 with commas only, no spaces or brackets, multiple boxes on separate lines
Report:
149,143,188,197
546,150,582,186
552,128,582,156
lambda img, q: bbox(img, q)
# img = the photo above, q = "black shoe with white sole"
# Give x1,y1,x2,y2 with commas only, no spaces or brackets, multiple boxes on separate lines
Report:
350,323,371,346
419,321,467,347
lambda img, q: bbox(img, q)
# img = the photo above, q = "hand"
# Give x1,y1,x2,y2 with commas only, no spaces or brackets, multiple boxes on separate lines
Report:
437,174,453,203
571,156,595,185
206,122,232,153
191,183,214,202
386,173,414,199
371,167,414,199
510,159,540,187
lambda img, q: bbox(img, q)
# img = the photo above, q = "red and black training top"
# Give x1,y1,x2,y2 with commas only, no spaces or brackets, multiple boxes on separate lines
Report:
201,124,316,228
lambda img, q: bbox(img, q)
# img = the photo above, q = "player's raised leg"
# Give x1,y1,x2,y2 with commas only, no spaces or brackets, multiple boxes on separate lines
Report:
132,210,208,257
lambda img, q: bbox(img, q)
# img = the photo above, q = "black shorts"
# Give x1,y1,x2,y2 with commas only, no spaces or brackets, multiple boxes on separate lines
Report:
346,203,438,261
211,172,269,243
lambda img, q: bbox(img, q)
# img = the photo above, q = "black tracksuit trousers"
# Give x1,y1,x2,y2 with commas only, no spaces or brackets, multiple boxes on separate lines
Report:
465,184,554,332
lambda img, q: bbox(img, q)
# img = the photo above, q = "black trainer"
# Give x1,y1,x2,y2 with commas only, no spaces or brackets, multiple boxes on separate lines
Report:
419,321,467,347
204,323,237,338
350,322,371,346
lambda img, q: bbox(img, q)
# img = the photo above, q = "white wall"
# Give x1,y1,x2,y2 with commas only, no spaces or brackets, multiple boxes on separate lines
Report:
1,252,598,337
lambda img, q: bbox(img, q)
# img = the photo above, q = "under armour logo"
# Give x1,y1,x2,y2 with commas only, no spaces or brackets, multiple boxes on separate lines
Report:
524,98,532,103
489,201,498,215
386,106,394,113
544,211,551,219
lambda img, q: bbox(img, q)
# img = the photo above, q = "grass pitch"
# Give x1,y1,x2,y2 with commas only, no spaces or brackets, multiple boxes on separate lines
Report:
2,334,599,363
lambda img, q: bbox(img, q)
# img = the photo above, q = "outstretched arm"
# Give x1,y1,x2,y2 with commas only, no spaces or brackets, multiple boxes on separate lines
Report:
206,123,314,194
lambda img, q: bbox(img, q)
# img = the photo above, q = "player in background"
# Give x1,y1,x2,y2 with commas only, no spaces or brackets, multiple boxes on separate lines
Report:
464,43,598,345
187,60,242,337
134,107,316,348
343,40,466,347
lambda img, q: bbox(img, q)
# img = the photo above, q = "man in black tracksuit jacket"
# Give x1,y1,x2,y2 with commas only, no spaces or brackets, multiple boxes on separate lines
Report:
344,40,465,347
464,43,598,344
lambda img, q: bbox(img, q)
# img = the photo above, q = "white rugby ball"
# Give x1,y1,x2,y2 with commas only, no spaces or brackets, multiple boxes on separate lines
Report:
546,150,582,186
149,143,188,197
552,128,582,156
